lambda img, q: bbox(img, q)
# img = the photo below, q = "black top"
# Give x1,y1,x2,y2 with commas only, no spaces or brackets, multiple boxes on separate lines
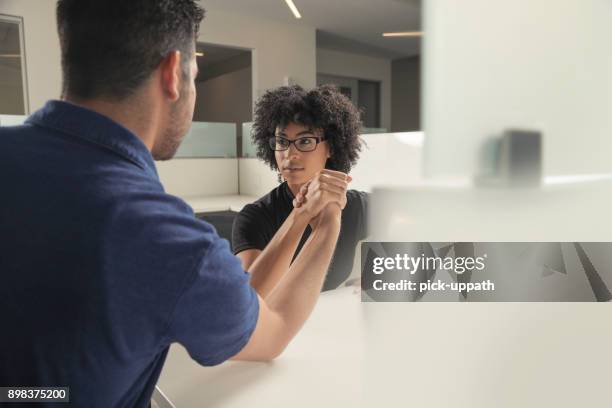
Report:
232,182,368,291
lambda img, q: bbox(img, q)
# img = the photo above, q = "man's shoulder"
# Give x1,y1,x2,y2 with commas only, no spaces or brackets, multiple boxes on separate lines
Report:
107,189,203,232
102,190,223,281
0,123,43,144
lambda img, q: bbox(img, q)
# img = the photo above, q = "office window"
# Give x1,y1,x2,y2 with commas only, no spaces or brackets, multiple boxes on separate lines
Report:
0,15,28,115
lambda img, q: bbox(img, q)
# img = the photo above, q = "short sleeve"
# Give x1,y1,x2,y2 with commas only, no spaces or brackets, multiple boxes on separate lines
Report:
167,237,259,366
232,204,270,255
354,191,369,239
104,190,259,367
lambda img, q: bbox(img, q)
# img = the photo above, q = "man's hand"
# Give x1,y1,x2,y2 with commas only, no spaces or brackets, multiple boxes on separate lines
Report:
293,170,352,216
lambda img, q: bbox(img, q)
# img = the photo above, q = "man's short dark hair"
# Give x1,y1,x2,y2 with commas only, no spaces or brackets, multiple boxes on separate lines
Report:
252,85,363,174
56,0,205,100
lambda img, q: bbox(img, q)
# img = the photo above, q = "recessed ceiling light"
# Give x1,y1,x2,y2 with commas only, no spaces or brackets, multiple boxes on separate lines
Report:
195,52,205,57
383,31,423,37
285,0,302,19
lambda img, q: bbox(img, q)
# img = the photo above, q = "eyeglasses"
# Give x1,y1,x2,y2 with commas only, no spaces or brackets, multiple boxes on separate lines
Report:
269,136,326,152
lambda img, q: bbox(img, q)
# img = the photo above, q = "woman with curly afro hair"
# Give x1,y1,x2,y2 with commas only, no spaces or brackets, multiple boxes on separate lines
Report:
232,84,368,293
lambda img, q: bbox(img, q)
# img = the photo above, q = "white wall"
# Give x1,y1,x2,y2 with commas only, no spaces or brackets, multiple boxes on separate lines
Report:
156,159,238,198
0,0,62,112
0,0,317,199
197,3,316,100
0,1,316,114
317,48,392,131
238,158,278,197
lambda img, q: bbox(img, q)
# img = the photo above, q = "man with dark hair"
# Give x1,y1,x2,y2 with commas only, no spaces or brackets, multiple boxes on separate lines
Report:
0,1,349,406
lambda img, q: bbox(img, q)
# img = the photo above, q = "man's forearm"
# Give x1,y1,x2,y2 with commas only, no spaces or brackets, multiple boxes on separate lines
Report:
247,208,311,298
265,209,342,343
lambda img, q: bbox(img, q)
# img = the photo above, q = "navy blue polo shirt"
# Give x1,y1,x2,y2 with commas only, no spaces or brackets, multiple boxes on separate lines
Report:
0,101,259,407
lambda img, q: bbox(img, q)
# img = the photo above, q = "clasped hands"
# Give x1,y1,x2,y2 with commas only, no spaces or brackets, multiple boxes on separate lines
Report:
292,170,352,227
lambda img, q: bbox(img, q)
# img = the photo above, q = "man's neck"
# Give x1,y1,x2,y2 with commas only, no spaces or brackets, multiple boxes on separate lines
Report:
63,94,159,152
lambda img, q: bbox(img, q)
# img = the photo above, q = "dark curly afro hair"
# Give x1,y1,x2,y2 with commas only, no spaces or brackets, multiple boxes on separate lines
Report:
251,84,363,174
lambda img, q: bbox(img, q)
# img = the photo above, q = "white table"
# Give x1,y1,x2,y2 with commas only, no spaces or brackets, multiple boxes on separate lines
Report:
158,183,612,407
157,284,612,408
157,287,364,407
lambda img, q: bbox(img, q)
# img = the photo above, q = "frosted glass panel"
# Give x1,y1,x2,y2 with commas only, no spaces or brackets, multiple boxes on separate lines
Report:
174,121,237,158
424,0,612,178
0,114,27,126
241,122,258,158
362,127,388,134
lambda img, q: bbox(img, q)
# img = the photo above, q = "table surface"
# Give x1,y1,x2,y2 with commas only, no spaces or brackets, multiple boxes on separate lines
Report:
158,186,612,407
157,287,364,408
157,284,612,408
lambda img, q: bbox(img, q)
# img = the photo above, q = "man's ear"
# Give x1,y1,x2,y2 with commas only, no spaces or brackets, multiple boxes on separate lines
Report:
159,50,182,102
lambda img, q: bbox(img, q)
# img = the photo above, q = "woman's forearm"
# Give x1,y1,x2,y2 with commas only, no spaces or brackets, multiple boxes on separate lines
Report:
265,207,342,340
247,207,311,298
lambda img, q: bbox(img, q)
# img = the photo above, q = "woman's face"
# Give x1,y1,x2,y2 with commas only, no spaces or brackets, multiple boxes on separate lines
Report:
274,122,330,187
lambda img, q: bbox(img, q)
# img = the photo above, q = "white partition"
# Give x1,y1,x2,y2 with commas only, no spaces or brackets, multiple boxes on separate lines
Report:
362,127,388,134
174,122,237,158
424,0,612,179
156,158,239,199
238,158,278,197
241,122,257,158
238,132,425,196
349,132,424,192
0,114,27,126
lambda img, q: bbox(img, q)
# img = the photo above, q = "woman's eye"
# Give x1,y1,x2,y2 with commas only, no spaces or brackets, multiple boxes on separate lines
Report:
298,138,312,145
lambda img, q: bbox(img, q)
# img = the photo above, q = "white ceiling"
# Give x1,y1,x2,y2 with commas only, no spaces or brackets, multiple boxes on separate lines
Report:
199,0,422,60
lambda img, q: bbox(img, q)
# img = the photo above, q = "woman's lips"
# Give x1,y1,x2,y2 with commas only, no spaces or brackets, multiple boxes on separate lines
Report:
283,167,304,172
